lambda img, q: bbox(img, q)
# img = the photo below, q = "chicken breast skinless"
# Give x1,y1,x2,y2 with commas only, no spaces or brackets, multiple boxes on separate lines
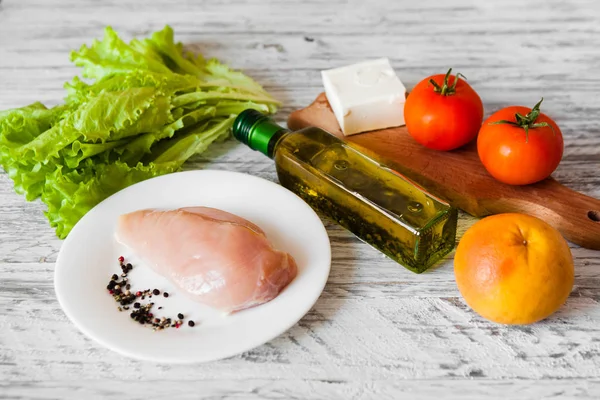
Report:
115,207,298,313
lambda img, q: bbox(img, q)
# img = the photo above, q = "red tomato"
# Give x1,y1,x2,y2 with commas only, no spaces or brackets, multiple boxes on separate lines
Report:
404,69,483,151
477,99,563,185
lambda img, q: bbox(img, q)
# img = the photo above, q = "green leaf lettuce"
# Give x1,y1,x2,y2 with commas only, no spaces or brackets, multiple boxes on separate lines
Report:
0,25,279,238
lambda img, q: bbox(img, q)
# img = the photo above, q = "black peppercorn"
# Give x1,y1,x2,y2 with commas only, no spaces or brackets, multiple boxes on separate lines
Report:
163,292,169,298
152,289,160,296
177,313,184,320
188,320,195,327
133,302,140,309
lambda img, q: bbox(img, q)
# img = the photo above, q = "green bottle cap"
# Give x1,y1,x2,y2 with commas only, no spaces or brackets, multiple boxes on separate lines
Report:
232,109,287,157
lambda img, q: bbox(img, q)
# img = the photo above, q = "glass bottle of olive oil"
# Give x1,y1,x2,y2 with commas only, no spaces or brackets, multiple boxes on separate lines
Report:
232,110,457,273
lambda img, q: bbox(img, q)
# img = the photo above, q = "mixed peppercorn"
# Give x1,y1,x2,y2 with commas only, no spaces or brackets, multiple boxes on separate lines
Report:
108,256,196,331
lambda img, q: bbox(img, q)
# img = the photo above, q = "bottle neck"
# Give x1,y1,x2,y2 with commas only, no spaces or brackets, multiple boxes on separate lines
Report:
232,109,290,158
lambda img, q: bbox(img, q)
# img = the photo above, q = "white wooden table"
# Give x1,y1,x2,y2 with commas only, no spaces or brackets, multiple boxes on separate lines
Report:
1,0,599,398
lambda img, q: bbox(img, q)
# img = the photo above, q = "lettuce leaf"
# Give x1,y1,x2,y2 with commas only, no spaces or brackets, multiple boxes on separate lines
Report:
65,70,201,105
151,116,234,163
0,25,279,238
146,25,203,77
61,138,131,169
70,26,172,80
42,161,182,238
3,159,56,201
0,103,66,199
72,87,171,142
117,106,217,164
172,90,280,109
13,87,172,162
204,58,274,98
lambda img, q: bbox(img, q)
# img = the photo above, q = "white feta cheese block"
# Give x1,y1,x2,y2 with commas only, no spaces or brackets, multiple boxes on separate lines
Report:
321,58,406,136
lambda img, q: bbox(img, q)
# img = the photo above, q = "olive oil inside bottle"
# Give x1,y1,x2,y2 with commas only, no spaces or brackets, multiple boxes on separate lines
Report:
232,110,457,273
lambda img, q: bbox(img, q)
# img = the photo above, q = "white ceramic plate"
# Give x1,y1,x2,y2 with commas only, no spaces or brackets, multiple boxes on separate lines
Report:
55,170,331,363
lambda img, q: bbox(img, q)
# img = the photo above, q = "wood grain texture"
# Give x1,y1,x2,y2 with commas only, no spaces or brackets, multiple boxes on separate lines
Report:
288,93,600,249
0,0,600,399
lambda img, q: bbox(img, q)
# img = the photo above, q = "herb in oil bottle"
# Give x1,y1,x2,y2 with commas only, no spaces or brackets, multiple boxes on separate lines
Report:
232,110,457,273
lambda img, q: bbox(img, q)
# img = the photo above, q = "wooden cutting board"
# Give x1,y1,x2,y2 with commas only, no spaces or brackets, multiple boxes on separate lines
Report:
288,93,600,250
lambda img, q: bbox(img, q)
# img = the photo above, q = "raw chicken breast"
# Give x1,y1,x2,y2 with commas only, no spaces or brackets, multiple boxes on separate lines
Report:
115,207,298,313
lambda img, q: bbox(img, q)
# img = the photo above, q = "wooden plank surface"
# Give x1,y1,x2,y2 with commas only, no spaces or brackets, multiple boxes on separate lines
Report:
287,92,600,249
0,0,599,399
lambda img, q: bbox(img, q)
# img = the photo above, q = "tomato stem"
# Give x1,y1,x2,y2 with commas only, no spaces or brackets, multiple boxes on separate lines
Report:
489,98,554,143
429,68,466,96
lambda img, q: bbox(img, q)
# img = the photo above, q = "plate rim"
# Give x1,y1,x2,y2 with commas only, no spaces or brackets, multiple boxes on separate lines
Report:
54,169,331,363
